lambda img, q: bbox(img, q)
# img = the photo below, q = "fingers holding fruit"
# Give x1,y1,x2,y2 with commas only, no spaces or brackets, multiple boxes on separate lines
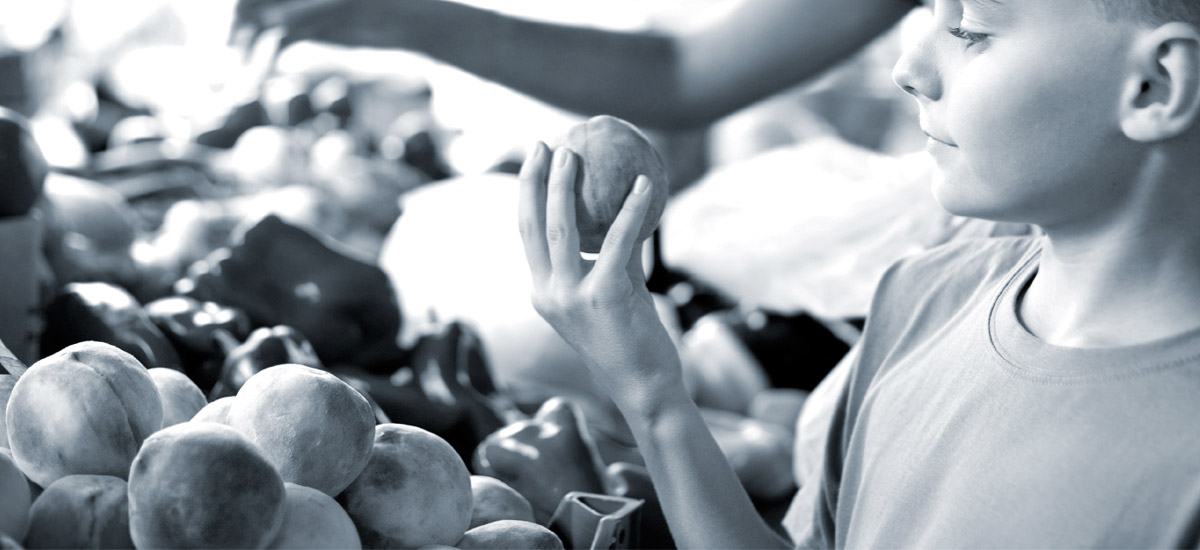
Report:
517,116,681,406
544,147,584,281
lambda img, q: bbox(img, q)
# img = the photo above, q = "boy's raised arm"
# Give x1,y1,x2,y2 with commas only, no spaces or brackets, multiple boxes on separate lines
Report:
233,0,914,130
516,142,792,548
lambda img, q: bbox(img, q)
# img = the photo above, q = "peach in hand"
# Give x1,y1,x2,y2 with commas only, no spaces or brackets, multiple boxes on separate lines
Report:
548,115,669,253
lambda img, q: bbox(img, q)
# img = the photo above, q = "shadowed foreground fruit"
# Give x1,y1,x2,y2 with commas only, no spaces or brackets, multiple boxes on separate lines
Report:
548,115,669,253
268,483,361,550
456,520,564,550
147,367,207,428
23,475,132,550
6,341,162,487
127,422,286,549
469,475,535,529
0,450,29,543
226,364,375,497
339,424,473,549
190,396,235,424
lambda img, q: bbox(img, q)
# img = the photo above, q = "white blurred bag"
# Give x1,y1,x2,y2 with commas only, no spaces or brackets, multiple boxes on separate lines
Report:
661,137,1030,319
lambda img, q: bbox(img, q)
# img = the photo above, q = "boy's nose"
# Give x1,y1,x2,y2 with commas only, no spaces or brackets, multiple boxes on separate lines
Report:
892,30,942,100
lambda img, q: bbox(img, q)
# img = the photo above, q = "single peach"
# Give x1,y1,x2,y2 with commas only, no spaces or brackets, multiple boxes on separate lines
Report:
23,474,132,549
456,520,564,550
469,475,535,529
549,115,669,253
339,424,473,549
147,367,208,428
6,341,162,487
190,396,235,424
127,422,286,549
267,483,361,550
226,364,375,496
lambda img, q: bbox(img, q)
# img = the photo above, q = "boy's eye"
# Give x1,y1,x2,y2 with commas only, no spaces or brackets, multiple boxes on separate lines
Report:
947,26,990,50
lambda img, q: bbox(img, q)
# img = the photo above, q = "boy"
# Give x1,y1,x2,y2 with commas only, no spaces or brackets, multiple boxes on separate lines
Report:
517,0,1200,547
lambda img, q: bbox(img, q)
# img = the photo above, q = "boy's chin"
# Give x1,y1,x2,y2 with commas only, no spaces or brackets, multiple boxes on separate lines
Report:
929,170,1016,222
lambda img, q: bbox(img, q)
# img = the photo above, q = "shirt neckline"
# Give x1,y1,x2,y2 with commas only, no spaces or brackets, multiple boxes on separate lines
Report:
988,240,1200,383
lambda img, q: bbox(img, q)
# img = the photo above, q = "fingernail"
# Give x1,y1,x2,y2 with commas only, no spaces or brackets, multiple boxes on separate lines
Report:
633,176,649,194
556,148,573,167
527,142,545,162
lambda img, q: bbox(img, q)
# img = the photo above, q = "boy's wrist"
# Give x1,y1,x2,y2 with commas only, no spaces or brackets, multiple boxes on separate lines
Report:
617,378,694,430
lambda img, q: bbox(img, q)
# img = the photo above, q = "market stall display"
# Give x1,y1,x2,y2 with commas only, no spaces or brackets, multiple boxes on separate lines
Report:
0,5,861,548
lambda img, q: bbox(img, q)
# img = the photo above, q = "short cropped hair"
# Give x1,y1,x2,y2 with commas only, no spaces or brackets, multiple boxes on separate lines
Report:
1095,0,1200,26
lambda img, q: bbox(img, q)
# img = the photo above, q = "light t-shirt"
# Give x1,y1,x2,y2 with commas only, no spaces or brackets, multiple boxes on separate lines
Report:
783,236,1200,548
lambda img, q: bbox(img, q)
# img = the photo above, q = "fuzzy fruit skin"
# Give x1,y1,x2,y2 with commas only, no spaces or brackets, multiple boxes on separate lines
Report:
226,364,376,497
267,483,361,550
550,115,669,253
456,520,564,550
339,424,473,549
23,475,133,550
469,475,535,529
127,422,286,550
6,341,162,488
147,368,207,428
191,396,235,424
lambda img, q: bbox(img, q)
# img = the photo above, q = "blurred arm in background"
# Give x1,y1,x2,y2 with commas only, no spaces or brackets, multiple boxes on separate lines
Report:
234,0,916,131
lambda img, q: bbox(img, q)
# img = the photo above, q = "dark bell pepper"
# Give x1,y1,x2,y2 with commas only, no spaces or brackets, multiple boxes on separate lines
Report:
145,295,251,393
325,320,519,465
0,106,46,218
194,99,269,149
405,321,515,446
208,324,322,400
145,296,251,354
472,397,608,524
180,214,403,367
0,106,47,218
41,281,182,370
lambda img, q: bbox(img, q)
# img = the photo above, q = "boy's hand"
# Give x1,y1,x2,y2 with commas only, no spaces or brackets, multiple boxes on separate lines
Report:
517,142,683,414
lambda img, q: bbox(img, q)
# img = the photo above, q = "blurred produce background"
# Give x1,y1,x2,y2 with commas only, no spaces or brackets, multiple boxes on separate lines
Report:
0,1,936,546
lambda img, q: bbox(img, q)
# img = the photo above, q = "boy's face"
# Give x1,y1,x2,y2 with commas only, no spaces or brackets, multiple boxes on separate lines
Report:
894,0,1142,226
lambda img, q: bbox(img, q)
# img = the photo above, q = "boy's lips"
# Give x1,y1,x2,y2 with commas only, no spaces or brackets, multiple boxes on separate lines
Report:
923,130,957,147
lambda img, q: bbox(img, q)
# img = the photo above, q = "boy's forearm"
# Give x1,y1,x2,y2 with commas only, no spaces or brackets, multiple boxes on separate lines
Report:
624,384,793,549
392,0,695,129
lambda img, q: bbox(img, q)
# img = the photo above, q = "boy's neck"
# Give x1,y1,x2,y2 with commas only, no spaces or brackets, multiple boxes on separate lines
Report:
1018,166,1200,348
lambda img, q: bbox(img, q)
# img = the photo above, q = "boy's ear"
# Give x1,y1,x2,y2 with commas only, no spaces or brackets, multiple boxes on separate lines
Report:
1120,23,1200,142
